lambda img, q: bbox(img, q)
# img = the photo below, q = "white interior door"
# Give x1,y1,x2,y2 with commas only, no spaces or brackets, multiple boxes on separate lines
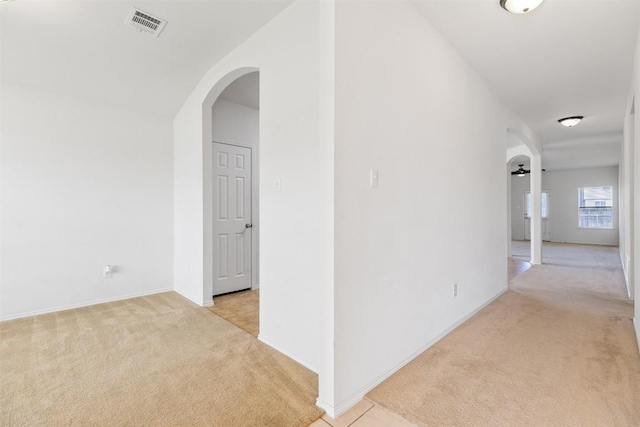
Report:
524,190,551,241
213,143,252,296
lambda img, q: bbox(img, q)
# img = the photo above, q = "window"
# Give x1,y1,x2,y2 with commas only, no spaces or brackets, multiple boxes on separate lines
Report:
525,191,549,219
578,186,613,229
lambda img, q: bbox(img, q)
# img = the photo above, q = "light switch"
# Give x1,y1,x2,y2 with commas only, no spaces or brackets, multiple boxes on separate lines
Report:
275,178,281,192
370,169,378,188
103,265,113,279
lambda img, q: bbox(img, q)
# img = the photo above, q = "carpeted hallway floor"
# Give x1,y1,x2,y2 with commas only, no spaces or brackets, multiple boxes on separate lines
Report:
0,292,323,426
366,243,640,426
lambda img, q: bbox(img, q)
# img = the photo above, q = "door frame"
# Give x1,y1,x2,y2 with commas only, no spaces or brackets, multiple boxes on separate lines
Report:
212,139,260,291
524,189,551,242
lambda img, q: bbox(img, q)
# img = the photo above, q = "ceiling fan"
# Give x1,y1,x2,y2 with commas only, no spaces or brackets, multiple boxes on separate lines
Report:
511,164,529,176
511,164,545,177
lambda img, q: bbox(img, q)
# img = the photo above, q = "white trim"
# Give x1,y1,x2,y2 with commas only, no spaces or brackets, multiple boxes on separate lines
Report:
174,288,207,307
258,334,318,374
634,317,640,355
212,137,254,149
251,283,260,291
316,398,337,420
620,248,629,293
576,227,616,230
203,300,214,308
0,287,173,322
324,287,508,419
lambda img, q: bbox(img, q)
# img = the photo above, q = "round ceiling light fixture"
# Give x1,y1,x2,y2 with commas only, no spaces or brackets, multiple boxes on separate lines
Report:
0,0,16,3
500,0,545,14
558,116,584,127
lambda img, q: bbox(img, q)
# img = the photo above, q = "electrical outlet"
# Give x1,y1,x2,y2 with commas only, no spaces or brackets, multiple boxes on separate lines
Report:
453,283,458,297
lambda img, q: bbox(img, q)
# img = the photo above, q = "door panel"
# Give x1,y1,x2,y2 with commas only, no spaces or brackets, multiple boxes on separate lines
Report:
524,190,551,242
213,143,252,296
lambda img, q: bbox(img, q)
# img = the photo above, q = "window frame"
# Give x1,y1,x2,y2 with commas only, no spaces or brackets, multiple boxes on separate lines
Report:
577,186,614,230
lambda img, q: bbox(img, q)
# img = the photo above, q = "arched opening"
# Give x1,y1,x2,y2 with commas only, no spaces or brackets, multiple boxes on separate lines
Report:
507,154,533,280
207,71,261,336
507,129,543,267
201,67,261,335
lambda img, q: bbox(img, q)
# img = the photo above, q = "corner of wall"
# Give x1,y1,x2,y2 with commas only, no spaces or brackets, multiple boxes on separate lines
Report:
315,398,337,420
258,334,318,373
173,285,207,308
316,396,359,421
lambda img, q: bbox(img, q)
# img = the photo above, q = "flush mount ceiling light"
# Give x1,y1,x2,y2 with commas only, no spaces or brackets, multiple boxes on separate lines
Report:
500,0,544,14
0,0,16,3
558,116,584,127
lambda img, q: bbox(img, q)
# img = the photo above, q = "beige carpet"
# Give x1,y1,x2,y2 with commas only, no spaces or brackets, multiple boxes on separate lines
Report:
366,243,640,426
1,292,323,426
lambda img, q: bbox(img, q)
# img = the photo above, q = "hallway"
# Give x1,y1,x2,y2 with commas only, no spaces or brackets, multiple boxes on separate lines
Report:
364,243,639,426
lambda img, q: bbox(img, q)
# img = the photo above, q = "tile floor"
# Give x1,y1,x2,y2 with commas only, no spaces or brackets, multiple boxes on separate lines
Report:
308,400,416,427
207,289,259,336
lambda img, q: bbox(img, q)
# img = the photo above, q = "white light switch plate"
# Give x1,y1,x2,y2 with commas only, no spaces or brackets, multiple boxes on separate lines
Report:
370,169,378,188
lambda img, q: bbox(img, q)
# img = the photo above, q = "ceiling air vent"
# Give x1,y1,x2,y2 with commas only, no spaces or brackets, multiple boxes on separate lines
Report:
125,7,167,37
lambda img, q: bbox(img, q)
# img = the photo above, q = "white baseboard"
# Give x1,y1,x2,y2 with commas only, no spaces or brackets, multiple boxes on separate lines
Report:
173,288,213,308
0,287,173,322
316,398,337,419
258,334,318,374
324,287,509,419
634,317,640,355
322,390,367,420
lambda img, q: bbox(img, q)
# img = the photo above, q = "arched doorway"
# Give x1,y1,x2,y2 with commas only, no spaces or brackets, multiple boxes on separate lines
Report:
507,129,543,266
201,67,259,305
507,154,533,281
206,71,261,336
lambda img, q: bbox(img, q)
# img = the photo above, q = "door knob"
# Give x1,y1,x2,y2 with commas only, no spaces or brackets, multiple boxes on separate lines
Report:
245,223,253,229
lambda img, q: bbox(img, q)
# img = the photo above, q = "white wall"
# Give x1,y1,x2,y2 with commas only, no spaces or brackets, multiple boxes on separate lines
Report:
621,118,633,294
0,7,4,320
332,1,534,414
0,83,174,320
625,24,640,350
635,31,640,350
511,166,620,246
212,98,259,146
173,0,334,402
